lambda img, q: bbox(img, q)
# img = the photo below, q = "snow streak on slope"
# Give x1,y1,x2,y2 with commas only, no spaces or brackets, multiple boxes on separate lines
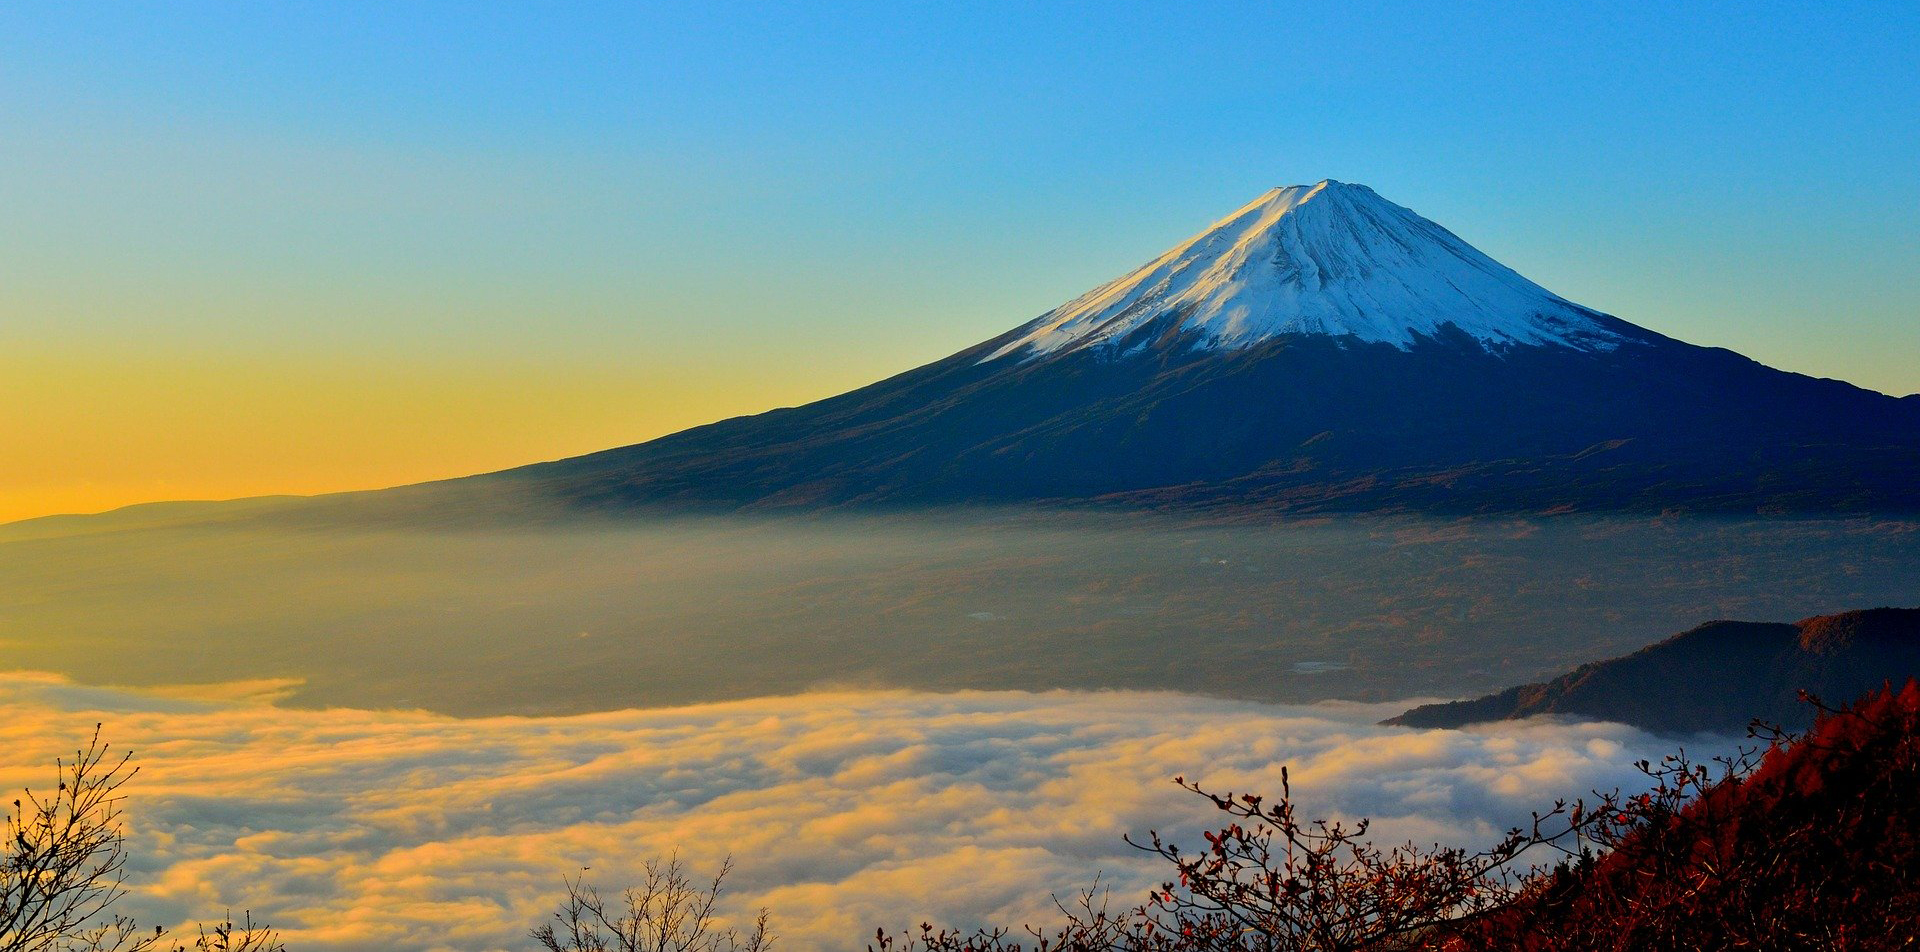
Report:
987,180,1622,362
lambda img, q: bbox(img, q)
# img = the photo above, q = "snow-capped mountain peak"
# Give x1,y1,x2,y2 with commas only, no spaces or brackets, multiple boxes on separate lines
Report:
986,179,1621,362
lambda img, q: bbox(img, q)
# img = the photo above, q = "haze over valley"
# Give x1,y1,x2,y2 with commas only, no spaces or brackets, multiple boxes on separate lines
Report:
4,510,1916,716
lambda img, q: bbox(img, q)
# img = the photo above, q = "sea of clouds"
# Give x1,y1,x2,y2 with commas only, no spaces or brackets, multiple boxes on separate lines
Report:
0,673,1730,952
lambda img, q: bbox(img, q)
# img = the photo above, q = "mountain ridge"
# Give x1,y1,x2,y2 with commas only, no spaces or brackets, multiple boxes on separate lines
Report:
1386,607,1920,734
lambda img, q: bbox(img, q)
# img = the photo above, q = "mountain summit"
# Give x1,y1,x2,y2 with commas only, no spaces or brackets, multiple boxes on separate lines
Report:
443,182,1920,517
988,180,1619,361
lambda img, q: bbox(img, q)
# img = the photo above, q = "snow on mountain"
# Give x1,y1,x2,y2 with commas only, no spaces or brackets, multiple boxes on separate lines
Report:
986,180,1623,362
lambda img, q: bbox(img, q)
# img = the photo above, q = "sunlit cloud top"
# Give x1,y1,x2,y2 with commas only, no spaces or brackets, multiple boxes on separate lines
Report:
0,673,1719,951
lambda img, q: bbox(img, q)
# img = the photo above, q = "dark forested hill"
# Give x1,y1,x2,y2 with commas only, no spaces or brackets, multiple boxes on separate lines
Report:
1388,607,1920,733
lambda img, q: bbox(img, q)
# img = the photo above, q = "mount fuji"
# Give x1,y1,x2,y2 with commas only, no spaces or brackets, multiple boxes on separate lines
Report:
473,180,1920,517
987,180,1621,359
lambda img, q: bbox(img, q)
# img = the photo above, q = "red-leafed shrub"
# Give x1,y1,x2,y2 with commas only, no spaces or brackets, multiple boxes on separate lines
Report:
1448,680,1920,951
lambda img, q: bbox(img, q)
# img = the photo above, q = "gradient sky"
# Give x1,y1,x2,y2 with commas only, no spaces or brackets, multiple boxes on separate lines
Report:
4,2,1917,522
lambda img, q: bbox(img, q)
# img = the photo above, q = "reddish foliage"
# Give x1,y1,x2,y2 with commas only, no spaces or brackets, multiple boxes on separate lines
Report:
1447,680,1920,951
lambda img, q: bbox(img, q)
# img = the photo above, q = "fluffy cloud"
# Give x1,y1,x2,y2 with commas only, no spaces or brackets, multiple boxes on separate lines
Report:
0,673,1725,952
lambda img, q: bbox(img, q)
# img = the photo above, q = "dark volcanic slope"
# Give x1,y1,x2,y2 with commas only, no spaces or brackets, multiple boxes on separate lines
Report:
1386,607,1920,734
483,327,1920,517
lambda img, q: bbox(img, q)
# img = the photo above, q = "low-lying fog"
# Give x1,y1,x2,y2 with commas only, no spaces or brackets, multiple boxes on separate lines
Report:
3,507,1915,714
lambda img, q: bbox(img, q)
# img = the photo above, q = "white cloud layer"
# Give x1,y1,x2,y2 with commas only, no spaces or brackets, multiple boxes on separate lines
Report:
0,673,1719,952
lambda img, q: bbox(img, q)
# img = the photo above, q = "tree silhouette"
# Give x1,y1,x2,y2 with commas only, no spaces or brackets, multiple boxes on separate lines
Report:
534,855,771,952
0,727,282,952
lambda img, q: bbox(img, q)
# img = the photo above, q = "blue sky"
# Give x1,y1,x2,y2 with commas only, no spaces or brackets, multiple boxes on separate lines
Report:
3,1,1917,517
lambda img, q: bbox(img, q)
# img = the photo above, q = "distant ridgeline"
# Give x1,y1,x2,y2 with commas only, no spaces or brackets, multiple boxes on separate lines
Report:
1388,607,1920,734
